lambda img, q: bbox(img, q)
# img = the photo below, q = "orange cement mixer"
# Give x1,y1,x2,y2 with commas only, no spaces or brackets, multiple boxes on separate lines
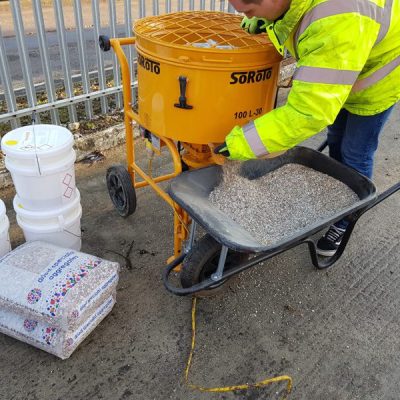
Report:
99,11,282,260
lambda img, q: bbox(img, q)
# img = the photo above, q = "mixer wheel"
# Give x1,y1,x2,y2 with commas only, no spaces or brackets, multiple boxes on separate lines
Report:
180,234,247,297
106,165,136,217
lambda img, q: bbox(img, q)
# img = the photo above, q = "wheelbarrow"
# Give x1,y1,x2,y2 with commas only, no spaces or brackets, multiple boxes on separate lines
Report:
162,146,400,296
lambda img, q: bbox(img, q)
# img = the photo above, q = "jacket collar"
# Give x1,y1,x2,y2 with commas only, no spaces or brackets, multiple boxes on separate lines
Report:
273,0,313,44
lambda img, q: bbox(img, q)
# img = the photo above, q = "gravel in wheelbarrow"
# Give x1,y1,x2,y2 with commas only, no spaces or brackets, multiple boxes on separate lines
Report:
168,146,377,253
209,162,359,246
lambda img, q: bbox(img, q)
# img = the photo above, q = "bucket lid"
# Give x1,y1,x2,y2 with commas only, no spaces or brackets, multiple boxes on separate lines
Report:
1,125,74,159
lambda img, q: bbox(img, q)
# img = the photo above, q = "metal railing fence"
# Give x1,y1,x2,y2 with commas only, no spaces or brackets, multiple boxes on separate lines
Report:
0,0,235,130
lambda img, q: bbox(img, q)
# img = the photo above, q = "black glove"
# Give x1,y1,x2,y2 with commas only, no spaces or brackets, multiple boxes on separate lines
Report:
214,142,230,157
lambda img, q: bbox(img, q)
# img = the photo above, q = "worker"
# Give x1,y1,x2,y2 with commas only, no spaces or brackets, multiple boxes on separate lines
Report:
215,0,400,257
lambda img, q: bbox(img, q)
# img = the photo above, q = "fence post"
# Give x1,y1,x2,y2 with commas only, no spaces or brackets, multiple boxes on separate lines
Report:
10,0,40,123
54,0,78,122
0,27,19,129
73,0,94,120
92,0,108,114
32,0,60,124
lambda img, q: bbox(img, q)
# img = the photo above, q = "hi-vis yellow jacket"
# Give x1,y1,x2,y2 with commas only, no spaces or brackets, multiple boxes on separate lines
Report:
226,0,400,160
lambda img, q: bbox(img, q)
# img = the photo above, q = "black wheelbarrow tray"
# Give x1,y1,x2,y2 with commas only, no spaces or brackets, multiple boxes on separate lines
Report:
163,146,400,296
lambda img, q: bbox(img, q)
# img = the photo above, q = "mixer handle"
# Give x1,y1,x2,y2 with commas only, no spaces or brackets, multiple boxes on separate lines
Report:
174,76,193,110
99,35,111,52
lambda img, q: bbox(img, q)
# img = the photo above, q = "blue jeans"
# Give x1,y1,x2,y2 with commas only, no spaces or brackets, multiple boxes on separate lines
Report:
327,106,394,229
327,106,394,179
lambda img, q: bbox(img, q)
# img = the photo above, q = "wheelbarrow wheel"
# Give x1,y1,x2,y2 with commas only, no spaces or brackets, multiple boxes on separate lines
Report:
106,165,136,217
180,234,247,297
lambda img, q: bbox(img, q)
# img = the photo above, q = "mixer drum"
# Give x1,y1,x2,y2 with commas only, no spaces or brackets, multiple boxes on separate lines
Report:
133,11,282,144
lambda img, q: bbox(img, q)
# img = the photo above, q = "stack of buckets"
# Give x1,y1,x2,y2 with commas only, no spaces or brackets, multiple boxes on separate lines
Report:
0,124,82,251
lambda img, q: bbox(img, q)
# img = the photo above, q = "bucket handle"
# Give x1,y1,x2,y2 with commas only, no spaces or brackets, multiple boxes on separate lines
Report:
57,215,65,232
57,214,82,238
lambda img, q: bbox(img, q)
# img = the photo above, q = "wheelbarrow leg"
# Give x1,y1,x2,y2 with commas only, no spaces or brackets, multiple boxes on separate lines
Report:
173,206,190,259
211,245,229,281
305,218,358,269
184,220,197,254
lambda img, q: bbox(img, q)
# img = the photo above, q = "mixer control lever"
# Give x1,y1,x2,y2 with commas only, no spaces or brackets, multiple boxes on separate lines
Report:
174,76,193,110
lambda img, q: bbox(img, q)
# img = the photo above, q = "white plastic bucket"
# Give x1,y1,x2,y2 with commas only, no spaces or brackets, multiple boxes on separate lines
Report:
14,190,82,251
0,200,11,257
1,124,76,210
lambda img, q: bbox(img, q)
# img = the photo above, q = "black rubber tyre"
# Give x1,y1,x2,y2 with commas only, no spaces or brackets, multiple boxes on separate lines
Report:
99,35,111,51
106,165,137,217
180,234,248,297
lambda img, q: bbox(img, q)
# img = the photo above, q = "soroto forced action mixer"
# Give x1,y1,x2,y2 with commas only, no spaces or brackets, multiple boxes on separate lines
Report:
99,11,282,260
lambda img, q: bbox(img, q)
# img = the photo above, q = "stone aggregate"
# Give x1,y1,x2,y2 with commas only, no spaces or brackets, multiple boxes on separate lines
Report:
209,162,359,245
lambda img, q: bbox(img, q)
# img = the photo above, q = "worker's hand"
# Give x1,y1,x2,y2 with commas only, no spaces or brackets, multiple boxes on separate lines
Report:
240,17,269,34
213,142,230,157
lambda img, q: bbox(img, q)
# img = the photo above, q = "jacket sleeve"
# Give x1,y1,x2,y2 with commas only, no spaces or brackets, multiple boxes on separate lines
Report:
225,14,380,159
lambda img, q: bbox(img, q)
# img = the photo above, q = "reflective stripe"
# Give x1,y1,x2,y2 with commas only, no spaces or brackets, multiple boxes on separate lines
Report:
352,55,400,92
376,0,393,43
295,0,383,46
293,66,359,85
243,121,268,157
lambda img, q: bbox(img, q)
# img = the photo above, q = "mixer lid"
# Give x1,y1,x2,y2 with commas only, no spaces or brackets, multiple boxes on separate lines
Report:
134,11,273,50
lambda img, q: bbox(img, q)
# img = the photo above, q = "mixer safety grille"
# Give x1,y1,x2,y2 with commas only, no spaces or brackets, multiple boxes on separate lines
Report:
134,11,270,50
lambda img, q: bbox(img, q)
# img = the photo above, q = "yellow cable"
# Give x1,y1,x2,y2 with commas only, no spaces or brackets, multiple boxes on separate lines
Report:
185,296,293,397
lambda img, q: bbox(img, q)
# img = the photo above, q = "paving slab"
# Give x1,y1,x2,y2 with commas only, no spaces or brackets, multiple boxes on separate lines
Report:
0,101,399,400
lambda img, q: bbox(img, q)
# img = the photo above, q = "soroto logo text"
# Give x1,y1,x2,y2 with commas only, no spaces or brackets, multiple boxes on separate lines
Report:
230,68,272,84
138,53,160,75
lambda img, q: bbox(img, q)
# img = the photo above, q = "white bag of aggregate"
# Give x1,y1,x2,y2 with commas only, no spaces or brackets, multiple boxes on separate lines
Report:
0,241,119,330
0,295,115,359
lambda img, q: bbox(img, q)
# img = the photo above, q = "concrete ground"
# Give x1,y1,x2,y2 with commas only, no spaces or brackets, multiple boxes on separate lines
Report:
0,101,399,400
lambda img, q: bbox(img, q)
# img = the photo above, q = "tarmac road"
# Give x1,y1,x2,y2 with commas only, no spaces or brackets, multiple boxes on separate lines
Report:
1,0,137,89
0,101,399,399
2,26,124,89
0,0,205,89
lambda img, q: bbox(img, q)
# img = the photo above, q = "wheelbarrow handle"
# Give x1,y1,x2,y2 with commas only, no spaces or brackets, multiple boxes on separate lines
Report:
316,136,400,213
361,180,400,215
308,179,400,269
317,138,328,152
